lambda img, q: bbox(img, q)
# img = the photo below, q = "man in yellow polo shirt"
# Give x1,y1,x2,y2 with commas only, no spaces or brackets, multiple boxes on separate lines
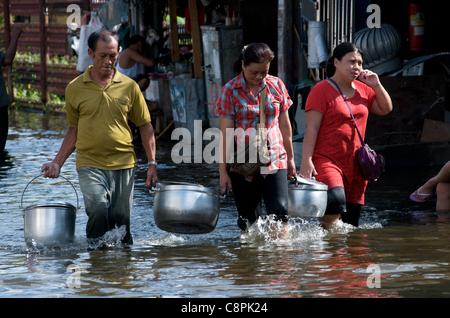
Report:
41,29,158,245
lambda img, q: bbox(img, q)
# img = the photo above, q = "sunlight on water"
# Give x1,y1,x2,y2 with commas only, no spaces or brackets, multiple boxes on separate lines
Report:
137,234,186,247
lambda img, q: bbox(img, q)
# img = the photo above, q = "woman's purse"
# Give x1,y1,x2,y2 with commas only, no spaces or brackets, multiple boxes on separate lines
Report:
230,87,270,176
327,79,385,182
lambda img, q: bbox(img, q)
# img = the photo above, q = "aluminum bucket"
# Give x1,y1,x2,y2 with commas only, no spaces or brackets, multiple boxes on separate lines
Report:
21,174,79,245
152,181,220,234
287,176,328,218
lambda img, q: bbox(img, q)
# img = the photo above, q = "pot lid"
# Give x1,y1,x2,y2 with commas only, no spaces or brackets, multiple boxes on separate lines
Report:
23,202,77,210
288,176,328,190
155,181,220,197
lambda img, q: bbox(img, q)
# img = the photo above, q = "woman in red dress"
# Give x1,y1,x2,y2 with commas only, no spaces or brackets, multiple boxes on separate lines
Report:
299,42,393,229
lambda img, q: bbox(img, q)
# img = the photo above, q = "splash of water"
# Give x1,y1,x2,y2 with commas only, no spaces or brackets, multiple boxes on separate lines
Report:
239,213,386,244
23,225,129,254
241,215,329,243
25,237,86,254
86,225,128,250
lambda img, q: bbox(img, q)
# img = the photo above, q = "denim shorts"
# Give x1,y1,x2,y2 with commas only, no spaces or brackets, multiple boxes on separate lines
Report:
77,166,135,244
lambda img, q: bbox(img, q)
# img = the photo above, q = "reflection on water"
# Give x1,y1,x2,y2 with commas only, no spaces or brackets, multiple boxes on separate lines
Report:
1,109,450,298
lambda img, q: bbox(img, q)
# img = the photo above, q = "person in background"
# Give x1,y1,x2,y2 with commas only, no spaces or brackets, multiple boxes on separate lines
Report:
116,34,159,112
0,25,23,151
299,42,393,229
41,29,158,245
410,160,450,210
216,43,295,235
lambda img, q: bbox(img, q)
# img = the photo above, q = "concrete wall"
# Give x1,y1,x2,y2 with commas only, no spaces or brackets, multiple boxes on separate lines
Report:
366,75,446,146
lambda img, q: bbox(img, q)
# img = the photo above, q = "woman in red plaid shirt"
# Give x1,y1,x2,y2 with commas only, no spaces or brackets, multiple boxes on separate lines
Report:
216,43,295,234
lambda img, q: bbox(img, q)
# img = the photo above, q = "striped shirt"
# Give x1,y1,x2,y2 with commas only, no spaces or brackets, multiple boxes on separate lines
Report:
215,72,292,176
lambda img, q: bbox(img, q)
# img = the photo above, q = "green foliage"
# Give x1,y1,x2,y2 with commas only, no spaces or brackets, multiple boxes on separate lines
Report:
14,53,77,65
15,87,40,100
9,53,74,111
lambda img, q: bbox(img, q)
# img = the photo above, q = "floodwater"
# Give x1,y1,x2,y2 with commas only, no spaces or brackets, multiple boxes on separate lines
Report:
1,109,450,299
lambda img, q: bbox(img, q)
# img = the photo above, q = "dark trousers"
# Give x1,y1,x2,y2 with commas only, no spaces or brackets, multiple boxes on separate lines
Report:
229,169,289,230
0,106,8,151
325,186,362,227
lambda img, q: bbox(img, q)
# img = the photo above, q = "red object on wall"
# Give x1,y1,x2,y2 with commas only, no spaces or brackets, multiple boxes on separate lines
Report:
409,3,425,51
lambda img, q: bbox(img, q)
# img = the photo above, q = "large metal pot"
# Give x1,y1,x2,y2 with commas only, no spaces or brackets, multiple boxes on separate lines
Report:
287,176,328,218
152,181,220,234
21,174,79,245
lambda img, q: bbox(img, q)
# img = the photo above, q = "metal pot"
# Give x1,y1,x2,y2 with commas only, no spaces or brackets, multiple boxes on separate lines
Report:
152,181,220,234
287,176,328,218
21,174,79,245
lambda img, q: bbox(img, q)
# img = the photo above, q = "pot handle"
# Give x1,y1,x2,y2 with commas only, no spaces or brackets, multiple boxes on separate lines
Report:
148,180,160,194
20,173,80,210
187,177,203,187
289,175,299,187
289,175,319,187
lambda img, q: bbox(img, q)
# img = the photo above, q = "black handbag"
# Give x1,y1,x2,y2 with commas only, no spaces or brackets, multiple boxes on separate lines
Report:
327,79,385,182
